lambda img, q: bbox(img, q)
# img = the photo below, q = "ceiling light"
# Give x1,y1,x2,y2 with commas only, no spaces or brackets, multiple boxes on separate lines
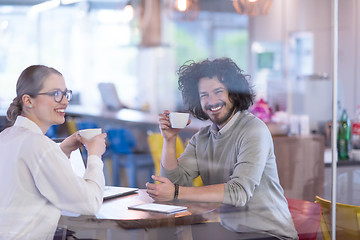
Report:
165,0,199,21
122,4,134,22
232,0,273,16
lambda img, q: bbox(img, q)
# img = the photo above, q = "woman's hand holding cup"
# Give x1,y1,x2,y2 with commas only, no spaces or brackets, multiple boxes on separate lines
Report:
77,128,107,158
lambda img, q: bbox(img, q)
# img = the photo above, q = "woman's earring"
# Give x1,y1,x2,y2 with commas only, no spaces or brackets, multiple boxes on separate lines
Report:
29,104,32,108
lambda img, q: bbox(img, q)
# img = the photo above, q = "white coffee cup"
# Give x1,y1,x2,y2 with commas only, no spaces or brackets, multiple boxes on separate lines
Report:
169,112,190,129
78,128,102,140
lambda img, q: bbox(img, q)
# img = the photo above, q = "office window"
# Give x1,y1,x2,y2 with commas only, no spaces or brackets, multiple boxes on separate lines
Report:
0,5,141,109
0,7,38,107
164,11,248,69
0,4,248,113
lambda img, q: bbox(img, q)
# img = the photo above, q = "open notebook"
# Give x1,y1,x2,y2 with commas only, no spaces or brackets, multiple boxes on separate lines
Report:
68,148,138,200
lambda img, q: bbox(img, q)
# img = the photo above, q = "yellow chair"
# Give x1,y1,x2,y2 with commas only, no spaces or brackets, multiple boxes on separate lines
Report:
315,195,360,240
65,116,78,135
147,132,203,186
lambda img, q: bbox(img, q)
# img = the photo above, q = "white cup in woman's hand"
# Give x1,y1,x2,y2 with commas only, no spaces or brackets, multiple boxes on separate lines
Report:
78,128,102,140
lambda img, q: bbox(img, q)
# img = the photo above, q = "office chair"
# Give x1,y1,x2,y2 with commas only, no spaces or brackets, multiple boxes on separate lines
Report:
286,197,321,240
147,132,203,186
75,120,99,131
45,125,60,139
107,128,154,187
315,195,360,240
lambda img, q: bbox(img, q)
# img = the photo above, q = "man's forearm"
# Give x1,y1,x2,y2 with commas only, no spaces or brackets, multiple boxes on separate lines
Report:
178,184,225,203
161,138,179,170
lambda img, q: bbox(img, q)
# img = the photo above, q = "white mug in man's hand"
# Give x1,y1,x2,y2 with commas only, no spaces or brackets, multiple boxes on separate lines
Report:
78,128,102,140
169,112,190,129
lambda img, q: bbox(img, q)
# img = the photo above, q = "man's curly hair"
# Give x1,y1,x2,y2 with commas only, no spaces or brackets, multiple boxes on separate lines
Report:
177,57,255,120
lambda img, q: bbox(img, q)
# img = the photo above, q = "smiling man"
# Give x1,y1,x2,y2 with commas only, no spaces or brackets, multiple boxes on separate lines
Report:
146,58,298,239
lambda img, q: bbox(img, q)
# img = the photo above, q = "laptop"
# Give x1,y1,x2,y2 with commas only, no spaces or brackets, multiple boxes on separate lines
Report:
68,148,138,200
98,82,124,111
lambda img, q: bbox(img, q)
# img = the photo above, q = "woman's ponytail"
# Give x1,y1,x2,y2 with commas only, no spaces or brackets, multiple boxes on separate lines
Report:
6,97,23,125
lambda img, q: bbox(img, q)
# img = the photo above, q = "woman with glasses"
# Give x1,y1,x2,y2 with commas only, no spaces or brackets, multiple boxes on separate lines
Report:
0,65,107,239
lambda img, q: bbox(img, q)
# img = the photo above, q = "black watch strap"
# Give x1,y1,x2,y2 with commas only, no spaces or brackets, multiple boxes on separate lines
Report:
174,184,179,200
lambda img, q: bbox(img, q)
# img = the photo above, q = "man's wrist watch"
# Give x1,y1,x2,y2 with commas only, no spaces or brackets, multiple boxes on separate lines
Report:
174,184,179,200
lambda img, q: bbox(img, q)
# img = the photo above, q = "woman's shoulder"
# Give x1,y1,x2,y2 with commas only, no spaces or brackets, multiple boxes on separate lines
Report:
22,132,59,156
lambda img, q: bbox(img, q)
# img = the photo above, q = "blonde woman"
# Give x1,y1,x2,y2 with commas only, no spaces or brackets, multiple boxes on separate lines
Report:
0,65,106,239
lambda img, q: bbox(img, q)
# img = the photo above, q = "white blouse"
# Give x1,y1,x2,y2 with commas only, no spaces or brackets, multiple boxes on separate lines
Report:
0,116,105,239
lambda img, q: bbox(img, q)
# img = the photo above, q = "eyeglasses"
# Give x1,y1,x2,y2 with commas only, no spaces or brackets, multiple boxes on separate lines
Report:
36,90,72,103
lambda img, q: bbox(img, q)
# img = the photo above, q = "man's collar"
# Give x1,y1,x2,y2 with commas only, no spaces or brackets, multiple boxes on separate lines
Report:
210,111,242,135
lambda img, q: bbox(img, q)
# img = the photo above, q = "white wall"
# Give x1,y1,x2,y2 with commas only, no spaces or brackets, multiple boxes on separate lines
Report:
340,0,360,117
249,0,359,124
356,1,360,111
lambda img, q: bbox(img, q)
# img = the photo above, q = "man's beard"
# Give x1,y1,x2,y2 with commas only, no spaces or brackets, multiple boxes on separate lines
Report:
206,104,236,126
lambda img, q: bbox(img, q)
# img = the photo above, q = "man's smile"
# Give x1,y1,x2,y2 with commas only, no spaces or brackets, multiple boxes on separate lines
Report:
206,103,225,113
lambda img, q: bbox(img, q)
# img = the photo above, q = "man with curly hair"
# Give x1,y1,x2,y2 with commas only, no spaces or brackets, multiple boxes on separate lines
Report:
146,58,298,239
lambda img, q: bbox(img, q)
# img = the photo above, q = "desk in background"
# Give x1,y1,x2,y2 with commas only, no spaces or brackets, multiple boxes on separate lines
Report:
65,105,209,153
65,105,208,132
324,159,360,205
273,134,325,202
